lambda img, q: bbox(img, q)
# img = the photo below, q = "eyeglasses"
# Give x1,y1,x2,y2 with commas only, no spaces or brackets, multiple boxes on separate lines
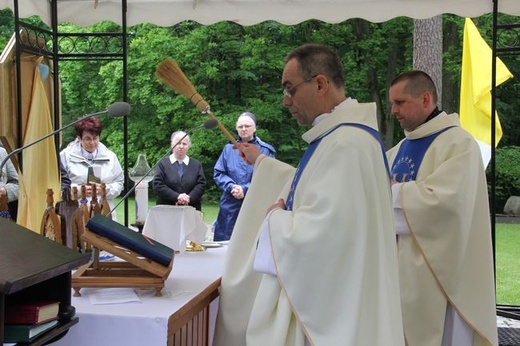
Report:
237,125,254,130
81,135,99,143
283,75,318,99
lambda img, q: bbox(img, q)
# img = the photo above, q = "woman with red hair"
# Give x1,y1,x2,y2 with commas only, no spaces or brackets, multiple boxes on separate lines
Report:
60,116,124,220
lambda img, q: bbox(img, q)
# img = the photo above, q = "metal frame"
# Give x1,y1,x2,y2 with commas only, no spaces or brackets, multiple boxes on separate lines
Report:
492,0,520,321
7,1,520,317
11,0,130,225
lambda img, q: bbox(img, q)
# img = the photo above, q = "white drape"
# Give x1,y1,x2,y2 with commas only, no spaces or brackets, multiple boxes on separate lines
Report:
1,0,519,27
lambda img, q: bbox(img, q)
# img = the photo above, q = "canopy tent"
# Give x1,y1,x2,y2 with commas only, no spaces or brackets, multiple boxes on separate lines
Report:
1,0,519,221
2,0,520,27
1,0,520,326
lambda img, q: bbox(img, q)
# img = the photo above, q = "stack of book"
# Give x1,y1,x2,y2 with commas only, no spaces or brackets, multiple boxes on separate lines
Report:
3,301,60,343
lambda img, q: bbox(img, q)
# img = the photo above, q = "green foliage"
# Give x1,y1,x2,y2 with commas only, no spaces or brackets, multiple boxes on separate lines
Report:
0,8,14,50
118,19,316,200
1,11,520,206
0,9,50,52
491,146,520,212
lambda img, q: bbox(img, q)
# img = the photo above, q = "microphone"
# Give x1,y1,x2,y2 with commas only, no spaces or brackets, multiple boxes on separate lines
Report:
107,102,132,117
0,102,132,175
107,118,218,218
197,118,218,130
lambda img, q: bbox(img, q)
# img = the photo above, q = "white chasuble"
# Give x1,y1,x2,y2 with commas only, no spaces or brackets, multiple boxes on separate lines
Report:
387,112,498,346
216,100,404,346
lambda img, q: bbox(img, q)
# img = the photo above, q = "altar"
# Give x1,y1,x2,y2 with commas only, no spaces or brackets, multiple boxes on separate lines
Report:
50,245,227,346
142,205,209,253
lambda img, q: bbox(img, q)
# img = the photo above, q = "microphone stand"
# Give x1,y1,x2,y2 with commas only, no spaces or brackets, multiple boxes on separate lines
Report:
107,121,217,222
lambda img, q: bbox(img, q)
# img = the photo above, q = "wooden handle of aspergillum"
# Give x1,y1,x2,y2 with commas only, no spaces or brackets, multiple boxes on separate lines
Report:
155,59,237,145
190,92,236,144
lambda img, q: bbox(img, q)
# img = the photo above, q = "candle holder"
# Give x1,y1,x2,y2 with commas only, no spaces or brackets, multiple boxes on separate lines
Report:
129,153,154,230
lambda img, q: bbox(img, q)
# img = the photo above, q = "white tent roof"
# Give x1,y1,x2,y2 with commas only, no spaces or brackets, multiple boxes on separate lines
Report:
1,0,520,27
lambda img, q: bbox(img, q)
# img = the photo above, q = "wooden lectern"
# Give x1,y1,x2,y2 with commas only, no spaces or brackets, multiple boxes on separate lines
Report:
72,215,175,297
0,218,90,345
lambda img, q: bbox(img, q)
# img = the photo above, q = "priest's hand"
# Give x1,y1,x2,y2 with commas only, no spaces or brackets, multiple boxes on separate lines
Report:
234,142,261,165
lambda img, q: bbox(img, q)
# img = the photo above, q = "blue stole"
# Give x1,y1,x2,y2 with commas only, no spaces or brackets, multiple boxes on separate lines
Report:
286,123,389,211
391,127,454,183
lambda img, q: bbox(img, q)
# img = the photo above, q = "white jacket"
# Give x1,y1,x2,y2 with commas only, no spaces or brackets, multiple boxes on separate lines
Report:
0,147,19,202
60,140,124,217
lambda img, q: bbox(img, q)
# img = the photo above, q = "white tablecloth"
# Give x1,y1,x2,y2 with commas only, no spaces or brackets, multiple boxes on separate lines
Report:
142,205,208,253
50,245,227,346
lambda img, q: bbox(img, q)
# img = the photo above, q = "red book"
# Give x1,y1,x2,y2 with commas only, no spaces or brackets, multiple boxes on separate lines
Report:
4,301,60,325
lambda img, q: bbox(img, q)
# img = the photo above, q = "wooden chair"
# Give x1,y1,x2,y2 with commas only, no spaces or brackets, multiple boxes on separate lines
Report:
56,188,85,251
89,184,101,218
40,188,62,244
99,183,111,219
78,185,90,226
72,186,90,251
72,186,79,201
41,184,113,252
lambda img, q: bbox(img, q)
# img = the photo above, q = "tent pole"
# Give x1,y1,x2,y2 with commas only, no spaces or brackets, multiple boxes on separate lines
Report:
493,0,520,322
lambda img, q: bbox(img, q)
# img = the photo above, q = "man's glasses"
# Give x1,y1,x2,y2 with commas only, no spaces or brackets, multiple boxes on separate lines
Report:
283,75,318,99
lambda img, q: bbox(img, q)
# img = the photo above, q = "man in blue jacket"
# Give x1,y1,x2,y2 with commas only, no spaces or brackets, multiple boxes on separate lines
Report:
213,112,275,241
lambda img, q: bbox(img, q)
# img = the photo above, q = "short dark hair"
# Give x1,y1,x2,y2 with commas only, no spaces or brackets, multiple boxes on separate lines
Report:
390,70,438,105
285,43,345,88
74,116,103,137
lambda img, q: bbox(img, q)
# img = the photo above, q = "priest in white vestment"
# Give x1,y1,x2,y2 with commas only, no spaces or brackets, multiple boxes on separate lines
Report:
387,70,498,346
214,43,404,346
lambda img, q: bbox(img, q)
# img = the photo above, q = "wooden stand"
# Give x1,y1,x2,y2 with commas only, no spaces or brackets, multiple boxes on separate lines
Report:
72,230,173,297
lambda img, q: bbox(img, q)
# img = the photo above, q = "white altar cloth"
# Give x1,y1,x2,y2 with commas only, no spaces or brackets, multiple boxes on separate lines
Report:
142,205,208,253
50,246,227,346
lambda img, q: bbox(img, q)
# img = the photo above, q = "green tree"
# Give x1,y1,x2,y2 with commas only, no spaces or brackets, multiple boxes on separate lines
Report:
0,8,14,49
491,146,520,212
1,13,519,204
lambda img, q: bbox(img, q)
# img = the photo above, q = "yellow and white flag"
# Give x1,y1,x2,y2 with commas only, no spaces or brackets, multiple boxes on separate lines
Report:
460,17,513,168
17,58,61,233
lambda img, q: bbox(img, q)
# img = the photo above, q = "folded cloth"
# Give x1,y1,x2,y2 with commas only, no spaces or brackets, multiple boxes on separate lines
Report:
253,217,276,276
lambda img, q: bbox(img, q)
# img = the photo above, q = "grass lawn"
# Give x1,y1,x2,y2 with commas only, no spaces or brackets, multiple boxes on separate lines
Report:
113,197,219,225
495,223,520,305
114,197,520,305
